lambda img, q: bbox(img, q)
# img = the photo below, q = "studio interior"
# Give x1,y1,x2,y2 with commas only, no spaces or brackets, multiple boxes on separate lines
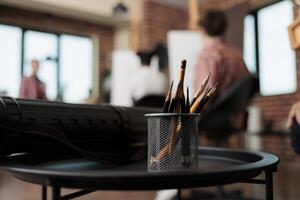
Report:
0,0,299,200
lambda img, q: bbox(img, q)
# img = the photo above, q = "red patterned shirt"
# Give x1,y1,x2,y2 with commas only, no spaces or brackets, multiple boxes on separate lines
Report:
194,39,249,96
19,76,47,100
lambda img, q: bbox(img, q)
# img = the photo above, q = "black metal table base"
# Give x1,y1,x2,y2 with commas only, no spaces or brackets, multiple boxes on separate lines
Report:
42,170,274,200
42,186,96,200
240,170,273,200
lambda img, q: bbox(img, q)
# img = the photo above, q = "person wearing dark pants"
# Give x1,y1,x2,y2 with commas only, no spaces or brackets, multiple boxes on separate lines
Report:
287,101,300,154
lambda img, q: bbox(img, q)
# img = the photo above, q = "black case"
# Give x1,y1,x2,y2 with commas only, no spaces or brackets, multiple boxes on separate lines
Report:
0,96,157,162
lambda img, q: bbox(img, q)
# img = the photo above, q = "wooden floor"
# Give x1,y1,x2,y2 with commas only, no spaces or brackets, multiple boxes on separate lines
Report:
0,173,157,200
0,134,299,200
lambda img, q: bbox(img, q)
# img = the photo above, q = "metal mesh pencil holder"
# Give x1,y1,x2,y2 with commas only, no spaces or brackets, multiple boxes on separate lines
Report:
145,113,200,172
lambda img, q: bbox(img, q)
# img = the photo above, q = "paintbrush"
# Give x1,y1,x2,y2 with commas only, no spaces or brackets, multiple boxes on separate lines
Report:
163,81,174,113
168,60,186,153
190,87,209,113
168,60,186,113
190,73,210,107
196,83,218,113
185,87,190,113
182,86,191,166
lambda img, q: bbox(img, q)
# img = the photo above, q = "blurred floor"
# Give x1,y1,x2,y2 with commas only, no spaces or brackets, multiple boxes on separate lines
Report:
0,133,299,200
0,172,156,200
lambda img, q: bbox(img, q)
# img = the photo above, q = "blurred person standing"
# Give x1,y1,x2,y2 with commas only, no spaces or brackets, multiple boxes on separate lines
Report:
287,101,300,155
194,10,249,97
19,59,47,100
130,51,167,102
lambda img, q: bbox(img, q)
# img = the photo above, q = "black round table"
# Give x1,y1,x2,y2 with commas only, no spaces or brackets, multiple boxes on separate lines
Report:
0,147,279,200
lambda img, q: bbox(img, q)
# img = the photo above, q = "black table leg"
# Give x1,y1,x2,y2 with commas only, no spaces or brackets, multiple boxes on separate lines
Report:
42,186,47,200
266,171,273,200
52,186,61,200
177,189,181,200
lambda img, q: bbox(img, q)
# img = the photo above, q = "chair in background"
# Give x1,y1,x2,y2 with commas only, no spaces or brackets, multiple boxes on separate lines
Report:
291,120,300,155
199,75,259,143
133,94,165,108
193,75,259,200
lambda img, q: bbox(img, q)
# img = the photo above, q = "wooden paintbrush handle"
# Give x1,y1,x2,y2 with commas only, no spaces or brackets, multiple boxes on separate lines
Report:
168,118,178,153
150,143,170,166
150,119,182,164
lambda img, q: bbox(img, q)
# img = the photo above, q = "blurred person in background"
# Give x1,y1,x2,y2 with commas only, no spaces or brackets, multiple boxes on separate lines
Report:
194,10,249,98
130,51,167,103
19,59,47,100
287,101,300,155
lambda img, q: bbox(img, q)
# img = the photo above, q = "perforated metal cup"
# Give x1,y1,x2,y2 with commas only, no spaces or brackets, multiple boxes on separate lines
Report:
145,113,200,172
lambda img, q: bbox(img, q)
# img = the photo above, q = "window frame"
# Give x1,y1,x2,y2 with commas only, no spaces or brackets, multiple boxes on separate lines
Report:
246,0,296,95
0,22,93,101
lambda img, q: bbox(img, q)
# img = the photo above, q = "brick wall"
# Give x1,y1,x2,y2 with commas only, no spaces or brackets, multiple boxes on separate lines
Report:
139,0,188,50
251,58,300,130
0,5,114,78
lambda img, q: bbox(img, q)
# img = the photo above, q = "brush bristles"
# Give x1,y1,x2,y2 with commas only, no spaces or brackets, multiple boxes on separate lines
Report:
181,60,187,69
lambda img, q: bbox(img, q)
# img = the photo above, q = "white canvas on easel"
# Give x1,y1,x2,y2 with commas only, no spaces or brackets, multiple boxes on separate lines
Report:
167,31,203,95
110,50,139,106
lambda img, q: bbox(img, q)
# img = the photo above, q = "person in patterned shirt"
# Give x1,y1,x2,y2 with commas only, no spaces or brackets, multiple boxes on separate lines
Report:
194,10,249,98
19,59,47,100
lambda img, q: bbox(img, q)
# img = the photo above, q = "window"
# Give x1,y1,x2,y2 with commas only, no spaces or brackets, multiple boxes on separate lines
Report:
0,25,94,103
244,0,296,96
24,31,58,100
258,1,296,96
60,35,93,103
0,24,22,97
243,15,257,74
